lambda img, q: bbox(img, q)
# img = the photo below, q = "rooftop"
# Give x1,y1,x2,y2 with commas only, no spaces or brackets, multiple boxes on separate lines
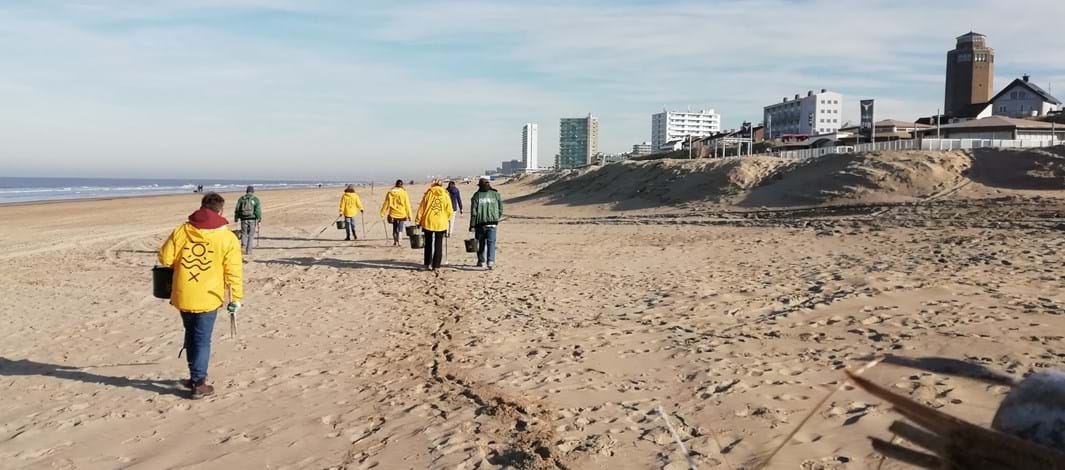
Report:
920,116,1059,131
990,77,1062,105
875,119,933,129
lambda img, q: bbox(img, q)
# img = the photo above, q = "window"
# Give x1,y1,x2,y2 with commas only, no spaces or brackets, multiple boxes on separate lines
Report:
958,53,972,62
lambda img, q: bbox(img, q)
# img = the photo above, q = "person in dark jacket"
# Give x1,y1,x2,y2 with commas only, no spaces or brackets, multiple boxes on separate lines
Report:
468,178,502,269
446,181,462,236
234,186,262,256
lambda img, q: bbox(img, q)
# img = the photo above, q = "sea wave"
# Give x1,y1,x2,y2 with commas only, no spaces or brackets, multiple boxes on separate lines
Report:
0,180,341,204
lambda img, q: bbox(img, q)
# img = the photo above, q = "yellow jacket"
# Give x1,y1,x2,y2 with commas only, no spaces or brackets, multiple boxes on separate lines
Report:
380,187,413,220
415,186,455,232
339,192,364,217
158,218,243,313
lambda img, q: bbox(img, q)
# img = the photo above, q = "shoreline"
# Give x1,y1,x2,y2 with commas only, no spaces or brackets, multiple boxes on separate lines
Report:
0,185,343,208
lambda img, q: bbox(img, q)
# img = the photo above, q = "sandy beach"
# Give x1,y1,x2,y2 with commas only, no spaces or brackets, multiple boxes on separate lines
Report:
2,150,1065,469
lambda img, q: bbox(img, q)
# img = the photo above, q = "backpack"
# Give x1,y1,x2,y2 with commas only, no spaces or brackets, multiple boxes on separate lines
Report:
238,196,255,219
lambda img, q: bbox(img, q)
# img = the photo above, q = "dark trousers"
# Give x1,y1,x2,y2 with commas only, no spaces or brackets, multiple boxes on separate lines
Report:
423,230,445,268
181,310,218,382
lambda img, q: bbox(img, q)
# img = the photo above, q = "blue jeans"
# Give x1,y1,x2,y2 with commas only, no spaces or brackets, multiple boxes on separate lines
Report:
475,225,497,264
181,310,217,382
343,216,357,238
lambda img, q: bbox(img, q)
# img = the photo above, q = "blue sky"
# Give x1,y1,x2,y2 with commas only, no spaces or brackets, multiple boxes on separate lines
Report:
1,0,1063,180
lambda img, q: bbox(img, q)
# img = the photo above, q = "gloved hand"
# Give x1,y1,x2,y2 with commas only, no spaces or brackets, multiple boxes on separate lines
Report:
227,301,242,313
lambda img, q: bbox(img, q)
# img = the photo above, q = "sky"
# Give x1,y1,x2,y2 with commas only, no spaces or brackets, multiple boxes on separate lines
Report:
1,0,1064,181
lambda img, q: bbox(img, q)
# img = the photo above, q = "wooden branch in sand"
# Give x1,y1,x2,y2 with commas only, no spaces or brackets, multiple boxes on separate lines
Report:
847,370,1065,469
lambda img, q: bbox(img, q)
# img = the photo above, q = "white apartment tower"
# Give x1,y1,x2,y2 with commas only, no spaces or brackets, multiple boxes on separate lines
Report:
522,123,538,170
763,89,844,139
651,108,721,150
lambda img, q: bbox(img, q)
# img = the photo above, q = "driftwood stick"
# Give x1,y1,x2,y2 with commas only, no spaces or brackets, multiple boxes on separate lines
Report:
870,437,941,469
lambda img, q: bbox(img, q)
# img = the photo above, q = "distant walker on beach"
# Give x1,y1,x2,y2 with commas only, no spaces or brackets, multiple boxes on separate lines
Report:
234,186,262,256
415,180,454,271
339,184,365,241
469,177,502,270
380,180,413,247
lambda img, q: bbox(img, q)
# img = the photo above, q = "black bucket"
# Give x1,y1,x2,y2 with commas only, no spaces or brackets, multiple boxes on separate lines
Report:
405,225,418,237
152,266,173,299
336,220,346,230
409,233,425,249
464,238,478,253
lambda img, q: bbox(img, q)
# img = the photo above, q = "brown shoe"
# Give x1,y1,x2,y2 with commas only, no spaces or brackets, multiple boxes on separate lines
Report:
184,375,207,390
190,381,215,400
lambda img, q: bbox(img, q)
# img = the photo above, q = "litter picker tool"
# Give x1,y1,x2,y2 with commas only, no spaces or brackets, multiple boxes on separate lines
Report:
226,288,237,338
361,212,366,240
316,216,342,238
229,309,238,338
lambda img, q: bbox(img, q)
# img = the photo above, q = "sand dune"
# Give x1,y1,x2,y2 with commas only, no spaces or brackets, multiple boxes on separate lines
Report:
1,162,1064,469
511,146,1065,211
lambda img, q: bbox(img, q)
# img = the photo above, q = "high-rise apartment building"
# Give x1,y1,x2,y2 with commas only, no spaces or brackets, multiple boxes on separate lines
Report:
763,89,843,139
522,123,538,170
945,32,994,118
651,109,721,150
559,114,599,169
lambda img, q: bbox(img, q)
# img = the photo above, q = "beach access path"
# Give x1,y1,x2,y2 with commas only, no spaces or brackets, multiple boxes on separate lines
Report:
1,186,1063,469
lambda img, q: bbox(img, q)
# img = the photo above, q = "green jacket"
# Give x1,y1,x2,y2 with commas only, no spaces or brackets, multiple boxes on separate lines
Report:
469,189,502,229
234,194,262,221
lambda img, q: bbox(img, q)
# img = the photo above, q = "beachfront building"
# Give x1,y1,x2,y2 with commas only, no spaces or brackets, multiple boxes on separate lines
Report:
915,116,1065,141
631,142,653,156
990,76,1062,118
651,108,721,151
559,114,599,169
763,89,844,139
522,123,538,171
497,159,523,176
945,32,995,119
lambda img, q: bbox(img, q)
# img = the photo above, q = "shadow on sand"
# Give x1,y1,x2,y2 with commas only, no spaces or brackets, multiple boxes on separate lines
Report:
0,357,186,397
261,257,425,271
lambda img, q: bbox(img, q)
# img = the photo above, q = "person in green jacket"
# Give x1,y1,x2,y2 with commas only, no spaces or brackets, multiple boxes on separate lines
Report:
468,178,503,270
234,186,262,256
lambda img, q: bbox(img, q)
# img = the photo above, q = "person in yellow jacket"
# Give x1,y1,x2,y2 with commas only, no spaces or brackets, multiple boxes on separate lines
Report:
158,192,243,400
338,184,364,241
380,179,413,246
415,179,455,270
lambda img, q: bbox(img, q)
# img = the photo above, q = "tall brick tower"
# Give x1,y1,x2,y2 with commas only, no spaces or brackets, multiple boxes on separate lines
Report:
944,32,994,117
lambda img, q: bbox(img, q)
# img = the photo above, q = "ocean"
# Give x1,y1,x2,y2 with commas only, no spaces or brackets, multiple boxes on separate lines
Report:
0,177,344,204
